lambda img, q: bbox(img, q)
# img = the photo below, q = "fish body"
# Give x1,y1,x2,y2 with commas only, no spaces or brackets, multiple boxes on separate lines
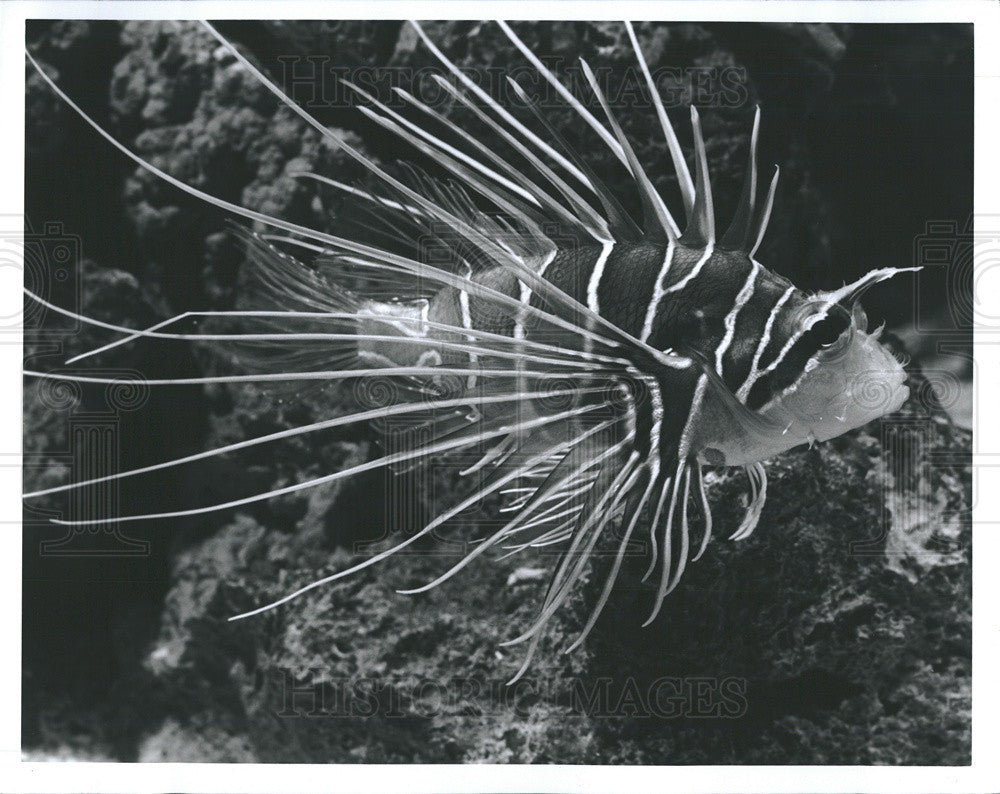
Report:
354,232,906,466
24,20,914,681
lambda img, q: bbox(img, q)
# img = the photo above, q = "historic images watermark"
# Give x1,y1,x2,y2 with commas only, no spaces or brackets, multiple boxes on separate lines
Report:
273,671,749,720
277,60,749,112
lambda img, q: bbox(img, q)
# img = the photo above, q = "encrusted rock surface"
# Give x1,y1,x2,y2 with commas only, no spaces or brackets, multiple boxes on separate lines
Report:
143,361,968,765
24,20,971,763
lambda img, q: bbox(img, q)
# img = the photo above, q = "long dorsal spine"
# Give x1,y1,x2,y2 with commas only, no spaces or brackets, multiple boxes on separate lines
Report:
680,106,715,247
720,106,762,251
578,59,679,243
624,21,697,220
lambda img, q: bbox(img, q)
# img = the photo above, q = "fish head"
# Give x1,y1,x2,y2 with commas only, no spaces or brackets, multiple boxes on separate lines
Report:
688,266,915,468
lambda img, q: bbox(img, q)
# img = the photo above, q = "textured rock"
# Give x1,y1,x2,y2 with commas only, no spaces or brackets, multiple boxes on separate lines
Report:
107,20,375,311
23,19,971,764
154,364,965,765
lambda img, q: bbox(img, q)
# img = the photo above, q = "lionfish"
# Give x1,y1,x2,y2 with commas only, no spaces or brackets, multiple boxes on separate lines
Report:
24,20,914,681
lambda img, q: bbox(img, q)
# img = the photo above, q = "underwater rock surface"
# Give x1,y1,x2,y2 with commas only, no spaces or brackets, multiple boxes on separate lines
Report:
147,364,969,765
23,20,971,763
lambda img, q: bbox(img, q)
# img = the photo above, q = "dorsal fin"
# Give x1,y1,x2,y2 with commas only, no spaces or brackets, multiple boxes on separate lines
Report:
506,78,643,242
749,165,780,257
352,96,574,243
679,107,715,248
720,106,761,251
426,74,613,243
408,20,592,190
578,59,679,244
496,21,630,171
339,77,542,210
624,21,696,220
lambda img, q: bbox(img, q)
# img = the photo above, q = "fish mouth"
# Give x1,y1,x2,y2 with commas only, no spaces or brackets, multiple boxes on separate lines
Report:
783,324,910,443
695,324,910,468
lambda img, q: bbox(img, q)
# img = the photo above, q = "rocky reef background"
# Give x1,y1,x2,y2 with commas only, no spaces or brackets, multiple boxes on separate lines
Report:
23,20,971,763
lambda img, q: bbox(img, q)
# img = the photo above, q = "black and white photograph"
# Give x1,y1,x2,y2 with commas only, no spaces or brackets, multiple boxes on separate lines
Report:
8,0,995,789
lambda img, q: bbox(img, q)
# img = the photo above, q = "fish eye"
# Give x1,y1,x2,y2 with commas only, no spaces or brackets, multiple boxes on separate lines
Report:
800,301,853,354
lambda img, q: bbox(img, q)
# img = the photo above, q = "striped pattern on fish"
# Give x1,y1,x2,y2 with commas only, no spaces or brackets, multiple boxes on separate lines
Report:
23,19,917,683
